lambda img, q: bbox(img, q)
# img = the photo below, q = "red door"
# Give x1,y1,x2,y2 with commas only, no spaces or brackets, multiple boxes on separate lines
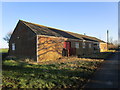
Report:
64,42,71,56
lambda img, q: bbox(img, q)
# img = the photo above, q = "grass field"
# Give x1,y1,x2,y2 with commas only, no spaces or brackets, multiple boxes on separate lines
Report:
0,48,8,53
2,58,104,89
1,48,113,89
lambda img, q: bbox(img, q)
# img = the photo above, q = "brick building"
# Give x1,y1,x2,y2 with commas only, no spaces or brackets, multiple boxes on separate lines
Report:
9,20,106,62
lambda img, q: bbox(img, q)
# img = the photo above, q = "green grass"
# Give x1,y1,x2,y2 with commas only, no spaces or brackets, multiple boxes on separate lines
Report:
0,48,8,53
2,59,103,89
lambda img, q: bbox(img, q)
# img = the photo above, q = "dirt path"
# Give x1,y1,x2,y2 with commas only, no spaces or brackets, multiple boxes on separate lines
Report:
84,52,120,89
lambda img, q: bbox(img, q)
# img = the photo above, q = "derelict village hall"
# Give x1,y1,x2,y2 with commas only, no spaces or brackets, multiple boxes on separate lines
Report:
8,20,108,62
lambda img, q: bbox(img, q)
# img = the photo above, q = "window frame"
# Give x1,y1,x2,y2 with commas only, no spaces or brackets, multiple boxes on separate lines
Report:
82,42,86,48
75,42,79,49
89,43,92,48
12,43,15,51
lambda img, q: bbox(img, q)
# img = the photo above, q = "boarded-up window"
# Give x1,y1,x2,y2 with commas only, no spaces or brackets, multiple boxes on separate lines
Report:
12,43,15,51
75,42,79,48
83,42,85,48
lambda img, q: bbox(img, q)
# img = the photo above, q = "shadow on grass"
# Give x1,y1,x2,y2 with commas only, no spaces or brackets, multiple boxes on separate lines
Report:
2,63,91,79
2,63,92,89
1,52,8,60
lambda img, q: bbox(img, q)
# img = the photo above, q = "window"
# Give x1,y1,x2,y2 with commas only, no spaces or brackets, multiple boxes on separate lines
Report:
12,43,15,51
89,43,91,48
83,42,85,48
75,42,79,48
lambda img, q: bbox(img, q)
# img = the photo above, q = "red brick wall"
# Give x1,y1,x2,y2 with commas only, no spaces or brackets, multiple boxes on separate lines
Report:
37,36,65,62
100,43,108,52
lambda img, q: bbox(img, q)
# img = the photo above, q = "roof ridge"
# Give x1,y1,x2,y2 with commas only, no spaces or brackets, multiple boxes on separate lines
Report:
20,20,83,39
20,20,64,37
20,20,68,32
19,20,104,42
20,20,93,37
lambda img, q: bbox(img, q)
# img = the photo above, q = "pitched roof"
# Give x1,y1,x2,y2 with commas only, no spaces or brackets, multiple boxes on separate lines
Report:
20,20,105,42
21,20,81,40
67,32,105,42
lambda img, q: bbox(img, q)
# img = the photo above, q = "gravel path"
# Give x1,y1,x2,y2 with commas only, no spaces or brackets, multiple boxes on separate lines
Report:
84,52,120,89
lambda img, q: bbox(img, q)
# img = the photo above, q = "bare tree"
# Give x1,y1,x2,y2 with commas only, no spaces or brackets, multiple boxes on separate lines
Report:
109,36,113,44
3,32,12,43
113,40,118,49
